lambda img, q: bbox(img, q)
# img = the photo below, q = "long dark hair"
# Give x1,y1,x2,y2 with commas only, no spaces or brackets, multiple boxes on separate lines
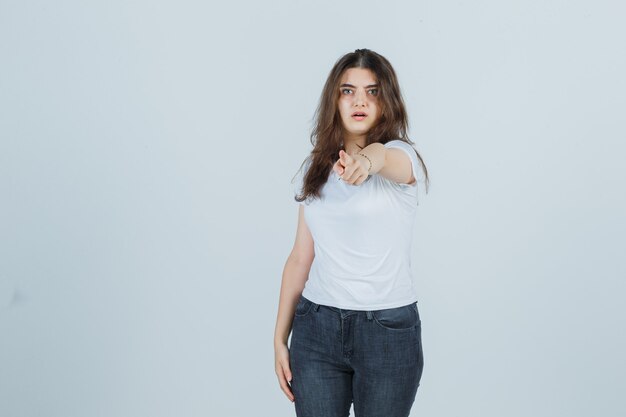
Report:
294,48,429,203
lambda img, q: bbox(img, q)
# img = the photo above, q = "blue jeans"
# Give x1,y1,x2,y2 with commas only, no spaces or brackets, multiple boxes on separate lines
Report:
289,295,424,417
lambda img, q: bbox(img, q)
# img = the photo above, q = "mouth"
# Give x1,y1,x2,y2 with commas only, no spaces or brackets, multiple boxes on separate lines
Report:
351,111,368,120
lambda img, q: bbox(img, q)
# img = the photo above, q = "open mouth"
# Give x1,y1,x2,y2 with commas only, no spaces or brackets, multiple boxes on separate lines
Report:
352,112,367,120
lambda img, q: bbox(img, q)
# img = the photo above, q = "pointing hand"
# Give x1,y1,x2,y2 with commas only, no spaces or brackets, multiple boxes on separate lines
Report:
333,149,369,186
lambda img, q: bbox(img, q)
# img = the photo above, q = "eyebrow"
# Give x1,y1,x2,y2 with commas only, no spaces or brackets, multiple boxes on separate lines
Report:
340,83,379,88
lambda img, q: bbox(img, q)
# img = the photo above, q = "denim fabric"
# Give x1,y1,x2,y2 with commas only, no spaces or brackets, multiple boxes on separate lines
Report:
289,295,424,417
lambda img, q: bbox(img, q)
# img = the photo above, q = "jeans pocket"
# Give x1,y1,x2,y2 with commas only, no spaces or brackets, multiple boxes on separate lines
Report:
294,295,313,317
372,304,420,331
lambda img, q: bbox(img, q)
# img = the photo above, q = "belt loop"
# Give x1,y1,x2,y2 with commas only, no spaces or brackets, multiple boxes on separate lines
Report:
313,303,320,312
366,310,373,320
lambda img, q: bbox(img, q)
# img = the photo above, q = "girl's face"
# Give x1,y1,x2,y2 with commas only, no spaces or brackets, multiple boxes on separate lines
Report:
337,67,380,142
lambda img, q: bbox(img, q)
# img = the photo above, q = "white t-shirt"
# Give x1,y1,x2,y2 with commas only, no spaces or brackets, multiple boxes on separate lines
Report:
293,139,426,310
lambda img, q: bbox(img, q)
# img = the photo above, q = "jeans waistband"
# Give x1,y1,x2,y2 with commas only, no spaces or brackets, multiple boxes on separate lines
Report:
300,295,416,320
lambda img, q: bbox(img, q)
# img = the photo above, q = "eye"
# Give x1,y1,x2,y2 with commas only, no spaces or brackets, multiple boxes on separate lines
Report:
368,89,379,96
341,88,353,95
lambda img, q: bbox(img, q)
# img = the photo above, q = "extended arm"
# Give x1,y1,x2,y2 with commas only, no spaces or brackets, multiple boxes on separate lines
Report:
353,142,416,185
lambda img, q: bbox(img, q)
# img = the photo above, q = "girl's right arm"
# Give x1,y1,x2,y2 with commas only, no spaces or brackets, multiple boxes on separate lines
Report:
274,205,314,401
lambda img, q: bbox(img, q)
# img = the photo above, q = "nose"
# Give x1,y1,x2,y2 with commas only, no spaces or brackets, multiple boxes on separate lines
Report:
354,89,367,107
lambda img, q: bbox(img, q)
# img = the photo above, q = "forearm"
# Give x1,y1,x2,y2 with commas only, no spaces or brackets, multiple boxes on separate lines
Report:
274,256,312,346
352,142,386,175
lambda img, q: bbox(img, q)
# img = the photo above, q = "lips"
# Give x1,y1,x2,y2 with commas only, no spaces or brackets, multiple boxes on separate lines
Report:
352,111,368,121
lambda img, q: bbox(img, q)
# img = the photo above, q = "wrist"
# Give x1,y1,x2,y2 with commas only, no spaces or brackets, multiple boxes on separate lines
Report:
356,153,372,173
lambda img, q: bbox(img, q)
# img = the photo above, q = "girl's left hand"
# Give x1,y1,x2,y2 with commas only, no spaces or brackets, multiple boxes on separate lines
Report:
333,150,369,186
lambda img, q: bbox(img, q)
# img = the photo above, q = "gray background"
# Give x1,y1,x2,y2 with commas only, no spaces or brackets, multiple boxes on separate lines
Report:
1,0,625,416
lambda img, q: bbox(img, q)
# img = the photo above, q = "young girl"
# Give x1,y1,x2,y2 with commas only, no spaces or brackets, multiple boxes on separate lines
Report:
274,48,430,417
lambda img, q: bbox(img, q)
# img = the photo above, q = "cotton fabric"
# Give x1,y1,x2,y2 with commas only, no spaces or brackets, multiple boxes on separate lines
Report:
292,140,426,310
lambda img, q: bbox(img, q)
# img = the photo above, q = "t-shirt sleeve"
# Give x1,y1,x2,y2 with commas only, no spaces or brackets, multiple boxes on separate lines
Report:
383,140,426,186
382,140,426,206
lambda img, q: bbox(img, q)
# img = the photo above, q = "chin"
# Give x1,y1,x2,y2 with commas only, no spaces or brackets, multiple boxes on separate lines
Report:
352,126,372,135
